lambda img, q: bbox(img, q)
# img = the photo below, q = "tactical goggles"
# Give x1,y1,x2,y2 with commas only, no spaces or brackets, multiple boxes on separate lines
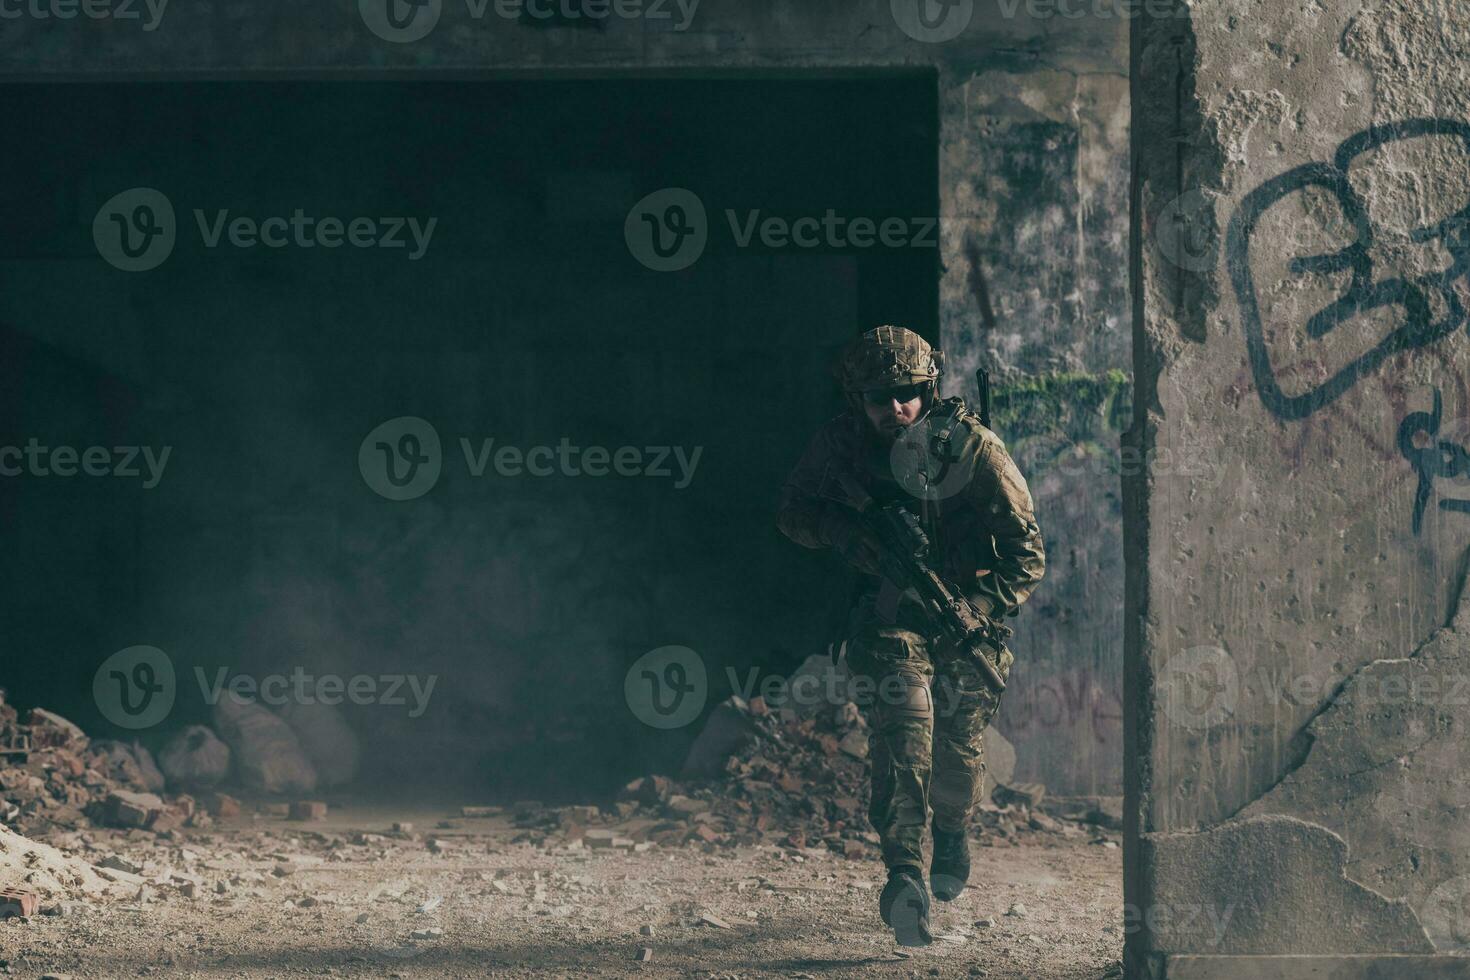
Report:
862,382,928,406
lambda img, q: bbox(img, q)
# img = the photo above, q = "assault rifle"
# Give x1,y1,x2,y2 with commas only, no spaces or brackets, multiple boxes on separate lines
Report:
837,473,1011,695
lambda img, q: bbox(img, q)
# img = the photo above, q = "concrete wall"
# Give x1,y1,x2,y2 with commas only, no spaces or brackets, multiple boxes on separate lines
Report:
1129,0,1470,974
0,0,1130,797
941,56,1131,797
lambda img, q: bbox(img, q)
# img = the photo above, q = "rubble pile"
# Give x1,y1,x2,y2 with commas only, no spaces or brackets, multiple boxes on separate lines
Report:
0,695,203,839
0,822,118,903
688,695,877,854
0,682,364,841
535,693,1127,860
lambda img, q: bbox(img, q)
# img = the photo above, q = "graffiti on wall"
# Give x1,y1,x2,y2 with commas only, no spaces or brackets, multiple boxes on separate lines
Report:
1227,118,1470,532
1004,666,1122,745
1228,117,1470,421
1399,387,1470,534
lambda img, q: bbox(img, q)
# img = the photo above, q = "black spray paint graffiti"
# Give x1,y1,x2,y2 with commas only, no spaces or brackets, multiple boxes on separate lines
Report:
1228,118,1470,421
1397,388,1470,535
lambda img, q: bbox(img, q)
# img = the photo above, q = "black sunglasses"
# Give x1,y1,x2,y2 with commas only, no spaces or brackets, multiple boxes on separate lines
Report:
862,383,927,406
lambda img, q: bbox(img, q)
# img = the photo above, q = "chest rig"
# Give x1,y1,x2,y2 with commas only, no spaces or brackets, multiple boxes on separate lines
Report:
862,399,970,623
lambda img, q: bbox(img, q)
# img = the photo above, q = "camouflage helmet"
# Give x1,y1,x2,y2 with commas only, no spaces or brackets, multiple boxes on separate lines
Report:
835,325,944,392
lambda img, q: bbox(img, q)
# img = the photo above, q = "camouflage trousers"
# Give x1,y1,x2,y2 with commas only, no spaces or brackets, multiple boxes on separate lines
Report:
845,596,1013,870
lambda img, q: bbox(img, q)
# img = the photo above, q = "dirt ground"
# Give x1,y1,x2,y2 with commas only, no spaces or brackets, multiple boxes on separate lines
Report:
0,803,1123,979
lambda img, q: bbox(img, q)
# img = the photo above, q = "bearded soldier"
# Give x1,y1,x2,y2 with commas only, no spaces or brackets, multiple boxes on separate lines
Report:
776,325,1046,947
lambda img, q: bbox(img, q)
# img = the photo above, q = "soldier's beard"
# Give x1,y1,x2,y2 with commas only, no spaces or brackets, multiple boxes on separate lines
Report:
869,402,933,446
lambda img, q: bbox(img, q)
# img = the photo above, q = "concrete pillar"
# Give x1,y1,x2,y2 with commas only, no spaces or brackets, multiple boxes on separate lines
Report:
1128,0,1470,976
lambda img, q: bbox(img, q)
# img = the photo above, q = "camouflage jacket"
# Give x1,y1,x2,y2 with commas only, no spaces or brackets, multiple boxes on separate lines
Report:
776,396,1046,619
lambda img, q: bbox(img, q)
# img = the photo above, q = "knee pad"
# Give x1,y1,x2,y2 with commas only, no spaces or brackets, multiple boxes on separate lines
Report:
880,667,933,724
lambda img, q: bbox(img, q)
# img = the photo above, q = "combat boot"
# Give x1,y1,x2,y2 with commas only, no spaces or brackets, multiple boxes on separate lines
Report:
879,864,933,947
930,825,971,901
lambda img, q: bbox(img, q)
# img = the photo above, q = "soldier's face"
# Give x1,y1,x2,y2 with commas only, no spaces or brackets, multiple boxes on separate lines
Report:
862,384,925,440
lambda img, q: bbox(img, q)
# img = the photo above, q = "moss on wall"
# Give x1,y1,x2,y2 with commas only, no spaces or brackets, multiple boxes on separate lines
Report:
990,370,1132,473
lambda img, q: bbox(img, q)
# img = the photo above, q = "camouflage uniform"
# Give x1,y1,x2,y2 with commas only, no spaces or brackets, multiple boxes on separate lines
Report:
777,327,1045,872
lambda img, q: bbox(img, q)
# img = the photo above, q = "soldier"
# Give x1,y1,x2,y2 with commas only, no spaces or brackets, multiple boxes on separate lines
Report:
776,325,1045,947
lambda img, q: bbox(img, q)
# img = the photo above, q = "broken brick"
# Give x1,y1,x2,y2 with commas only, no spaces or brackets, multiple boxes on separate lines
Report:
203,793,242,818
0,889,38,919
103,791,164,829
289,801,328,821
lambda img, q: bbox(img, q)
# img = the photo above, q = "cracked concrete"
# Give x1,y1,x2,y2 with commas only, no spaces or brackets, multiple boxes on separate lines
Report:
1130,0,1470,973
1238,569,1470,947
1142,814,1431,955
1142,572,1470,958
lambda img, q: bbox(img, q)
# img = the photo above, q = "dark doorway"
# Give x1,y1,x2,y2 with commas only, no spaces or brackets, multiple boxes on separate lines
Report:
1,77,938,800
